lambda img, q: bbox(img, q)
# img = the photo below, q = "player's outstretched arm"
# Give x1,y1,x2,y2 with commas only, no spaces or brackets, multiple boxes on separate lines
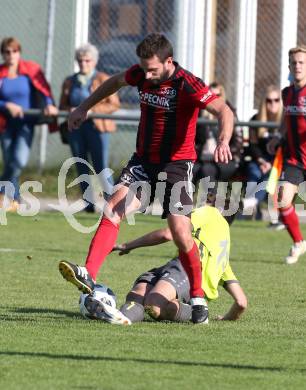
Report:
217,282,247,321
68,71,127,130
205,98,234,163
112,228,173,256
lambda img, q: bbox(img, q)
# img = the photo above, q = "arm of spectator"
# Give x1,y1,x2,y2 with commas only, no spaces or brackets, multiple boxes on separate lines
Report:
249,126,260,145
267,112,285,154
257,158,272,174
112,228,173,256
0,100,7,109
266,137,280,155
44,95,54,106
59,78,72,112
5,102,24,118
44,104,58,116
249,127,266,160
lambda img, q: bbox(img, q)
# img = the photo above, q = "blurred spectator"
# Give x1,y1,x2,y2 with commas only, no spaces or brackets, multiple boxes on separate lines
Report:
59,43,120,212
244,85,283,226
0,37,57,211
193,81,243,198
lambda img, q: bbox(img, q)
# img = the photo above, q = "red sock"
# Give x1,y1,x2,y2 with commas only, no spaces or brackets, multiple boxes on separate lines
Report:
279,205,303,243
85,217,119,280
179,242,204,298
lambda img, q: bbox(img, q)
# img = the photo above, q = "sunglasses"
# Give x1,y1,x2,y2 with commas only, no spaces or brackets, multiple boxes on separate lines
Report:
77,58,92,63
3,49,19,55
266,98,280,103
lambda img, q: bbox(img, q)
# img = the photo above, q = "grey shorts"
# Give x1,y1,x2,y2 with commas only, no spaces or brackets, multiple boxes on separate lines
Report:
133,258,190,303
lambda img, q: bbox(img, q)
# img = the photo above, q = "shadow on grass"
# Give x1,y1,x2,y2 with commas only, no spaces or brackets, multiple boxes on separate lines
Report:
1,306,167,324
229,258,281,265
0,350,302,373
16,307,78,316
1,307,79,319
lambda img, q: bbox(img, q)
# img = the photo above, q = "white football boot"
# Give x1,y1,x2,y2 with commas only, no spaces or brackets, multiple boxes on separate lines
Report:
86,297,131,325
285,240,306,265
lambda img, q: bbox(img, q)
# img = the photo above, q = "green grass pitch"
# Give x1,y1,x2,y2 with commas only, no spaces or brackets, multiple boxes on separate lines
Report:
1,212,306,389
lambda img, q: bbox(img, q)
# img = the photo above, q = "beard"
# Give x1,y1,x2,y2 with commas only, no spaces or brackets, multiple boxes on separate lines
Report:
151,68,171,84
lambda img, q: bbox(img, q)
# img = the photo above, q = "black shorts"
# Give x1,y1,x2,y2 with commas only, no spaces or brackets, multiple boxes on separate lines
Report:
117,153,194,218
281,164,306,186
132,258,190,303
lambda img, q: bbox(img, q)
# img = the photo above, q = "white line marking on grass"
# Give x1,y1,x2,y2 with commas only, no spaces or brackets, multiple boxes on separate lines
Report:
0,248,26,252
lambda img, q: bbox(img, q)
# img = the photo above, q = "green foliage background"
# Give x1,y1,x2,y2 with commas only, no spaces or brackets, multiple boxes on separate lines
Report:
1,213,306,389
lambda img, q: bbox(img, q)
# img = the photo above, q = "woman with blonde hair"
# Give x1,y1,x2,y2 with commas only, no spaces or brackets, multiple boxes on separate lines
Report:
252,85,283,138
246,85,283,226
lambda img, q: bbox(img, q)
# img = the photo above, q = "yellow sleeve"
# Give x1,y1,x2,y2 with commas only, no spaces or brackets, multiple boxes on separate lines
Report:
219,262,238,286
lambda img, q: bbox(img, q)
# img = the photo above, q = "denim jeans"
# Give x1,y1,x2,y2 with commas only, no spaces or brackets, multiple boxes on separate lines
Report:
246,161,270,203
0,119,34,200
68,120,113,206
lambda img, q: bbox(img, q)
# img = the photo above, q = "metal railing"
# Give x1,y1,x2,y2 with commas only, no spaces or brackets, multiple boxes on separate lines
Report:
24,109,280,129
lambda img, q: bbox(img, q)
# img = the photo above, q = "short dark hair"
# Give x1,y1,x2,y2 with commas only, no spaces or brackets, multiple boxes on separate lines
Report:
1,37,22,54
136,33,173,62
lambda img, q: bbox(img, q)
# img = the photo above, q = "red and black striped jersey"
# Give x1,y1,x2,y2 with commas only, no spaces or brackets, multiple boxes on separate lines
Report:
125,62,218,163
282,84,306,169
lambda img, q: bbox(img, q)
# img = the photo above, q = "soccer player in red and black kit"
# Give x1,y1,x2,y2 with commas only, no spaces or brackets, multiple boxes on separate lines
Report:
59,33,234,323
271,46,306,264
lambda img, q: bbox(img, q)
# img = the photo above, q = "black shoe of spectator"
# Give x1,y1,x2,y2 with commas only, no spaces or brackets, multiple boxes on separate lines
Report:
84,204,95,213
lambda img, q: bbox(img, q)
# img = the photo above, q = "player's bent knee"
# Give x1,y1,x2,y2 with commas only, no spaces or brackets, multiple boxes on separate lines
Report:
278,186,297,208
278,199,293,210
103,191,131,222
102,209,123,225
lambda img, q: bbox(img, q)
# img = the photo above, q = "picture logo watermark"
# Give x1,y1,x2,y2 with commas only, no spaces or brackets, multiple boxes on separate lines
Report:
1,157,306,233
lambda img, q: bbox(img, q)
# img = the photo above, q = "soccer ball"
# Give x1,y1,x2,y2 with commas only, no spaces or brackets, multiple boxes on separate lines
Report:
79,284,116,319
